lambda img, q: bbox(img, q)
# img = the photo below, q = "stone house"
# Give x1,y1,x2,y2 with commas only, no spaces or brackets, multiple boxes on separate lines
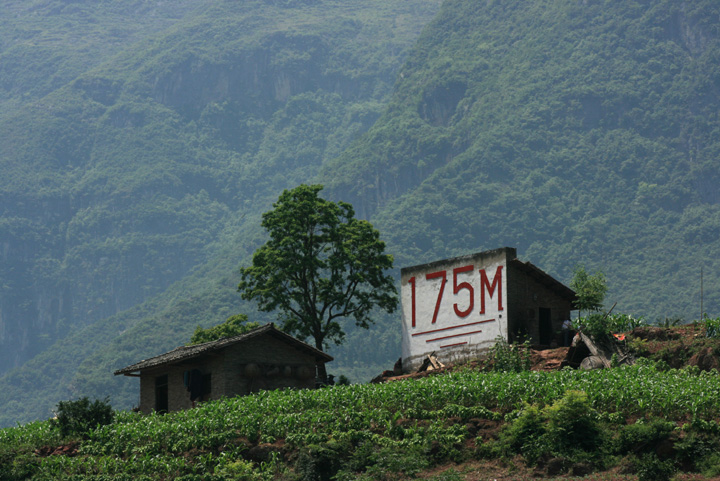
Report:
401,247,576,371
114,323,333,414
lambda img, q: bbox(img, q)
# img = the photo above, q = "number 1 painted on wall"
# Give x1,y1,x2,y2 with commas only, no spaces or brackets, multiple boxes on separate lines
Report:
409,276,416,327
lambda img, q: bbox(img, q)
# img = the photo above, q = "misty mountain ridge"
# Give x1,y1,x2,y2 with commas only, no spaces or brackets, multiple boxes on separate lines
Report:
1,0,719,426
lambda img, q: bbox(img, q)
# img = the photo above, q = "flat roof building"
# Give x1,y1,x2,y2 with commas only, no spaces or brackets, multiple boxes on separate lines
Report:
400,247,576,372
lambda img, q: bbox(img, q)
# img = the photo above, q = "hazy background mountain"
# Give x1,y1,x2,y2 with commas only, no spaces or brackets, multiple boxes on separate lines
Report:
2,0,720,426
322,0,720,317
0,0,443,426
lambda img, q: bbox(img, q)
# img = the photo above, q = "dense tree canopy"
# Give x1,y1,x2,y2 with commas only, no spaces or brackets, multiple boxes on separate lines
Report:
187,314,259,345
323,0,720,323
238,184,397,379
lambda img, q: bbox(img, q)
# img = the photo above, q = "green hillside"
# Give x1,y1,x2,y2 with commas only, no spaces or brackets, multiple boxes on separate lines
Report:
3,0,720,428
4,351,720,480
323,0,720,319
0,0,441,426
0,1,204,117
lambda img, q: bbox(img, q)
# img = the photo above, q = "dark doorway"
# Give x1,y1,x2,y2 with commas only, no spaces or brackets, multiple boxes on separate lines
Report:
155,375,168,413
202,373,212,400
539,308,552,345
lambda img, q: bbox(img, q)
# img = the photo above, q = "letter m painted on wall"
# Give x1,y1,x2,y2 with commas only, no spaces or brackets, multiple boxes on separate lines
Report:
479,266,503,314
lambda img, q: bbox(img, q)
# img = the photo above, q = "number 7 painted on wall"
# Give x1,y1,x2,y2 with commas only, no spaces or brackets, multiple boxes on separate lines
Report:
407,265,503,327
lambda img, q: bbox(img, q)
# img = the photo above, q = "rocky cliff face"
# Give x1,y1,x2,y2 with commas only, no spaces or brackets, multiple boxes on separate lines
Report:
0,0,443,402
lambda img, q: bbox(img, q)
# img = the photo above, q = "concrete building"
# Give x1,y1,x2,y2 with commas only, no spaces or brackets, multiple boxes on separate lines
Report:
114,323,332,414
401,247,576,372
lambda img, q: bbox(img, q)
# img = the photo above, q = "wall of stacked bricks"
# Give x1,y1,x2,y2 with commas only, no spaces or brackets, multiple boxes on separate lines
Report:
139,335,319,413
506,263,573,345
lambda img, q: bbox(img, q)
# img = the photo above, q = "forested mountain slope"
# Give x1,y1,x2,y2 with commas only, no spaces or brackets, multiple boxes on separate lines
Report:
3,0,720,427
0,0,204,118
324,0,720,319
0,0,441,426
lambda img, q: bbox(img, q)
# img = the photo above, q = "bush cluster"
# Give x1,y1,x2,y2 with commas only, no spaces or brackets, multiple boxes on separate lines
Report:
575,312,646,339
704,315,720,338
487,336,531,372
52,397,114,438
495,390,604,465
491,389,720,478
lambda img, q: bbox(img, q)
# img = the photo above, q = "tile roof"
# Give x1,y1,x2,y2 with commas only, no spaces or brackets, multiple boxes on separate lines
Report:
114,323,332,376
510,258,577,302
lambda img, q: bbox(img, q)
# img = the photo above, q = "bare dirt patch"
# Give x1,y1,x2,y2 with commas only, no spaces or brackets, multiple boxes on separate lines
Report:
34,441,79,457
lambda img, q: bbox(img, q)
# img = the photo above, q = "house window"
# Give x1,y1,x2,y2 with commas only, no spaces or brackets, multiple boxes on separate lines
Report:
155,375,169,413
184,369,212,402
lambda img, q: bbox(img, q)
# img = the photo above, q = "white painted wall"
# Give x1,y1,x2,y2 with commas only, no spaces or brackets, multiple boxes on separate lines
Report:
400,250,510,371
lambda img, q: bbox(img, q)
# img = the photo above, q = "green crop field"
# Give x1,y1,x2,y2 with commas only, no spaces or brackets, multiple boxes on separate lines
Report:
3,356,720,480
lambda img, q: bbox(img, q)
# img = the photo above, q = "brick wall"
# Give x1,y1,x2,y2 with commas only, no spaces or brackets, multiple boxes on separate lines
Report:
138,333,322,414
507,264,573,345
139,374,154,413
222,334,318,396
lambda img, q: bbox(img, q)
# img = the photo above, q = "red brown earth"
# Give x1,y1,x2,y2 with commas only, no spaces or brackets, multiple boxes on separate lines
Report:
34,441,79,457
374,324,720,384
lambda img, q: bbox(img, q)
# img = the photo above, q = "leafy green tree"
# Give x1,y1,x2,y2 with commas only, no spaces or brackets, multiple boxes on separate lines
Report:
52,397,114,438
188,314,259,345
238,184,397,380
570,265,608,319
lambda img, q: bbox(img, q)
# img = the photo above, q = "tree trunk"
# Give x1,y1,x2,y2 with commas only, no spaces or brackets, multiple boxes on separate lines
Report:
316,361,328,384
315,337,327,383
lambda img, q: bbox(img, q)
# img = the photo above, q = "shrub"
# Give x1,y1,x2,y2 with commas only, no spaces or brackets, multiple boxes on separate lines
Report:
426,469,464,481
615,418,674,455
698,452,720,478
704,316,720,338
575,312,646,339
296,441,345,481
606,313,646,332
214,460,259,479
338,442,429,480
634,452,676,481
659,316,685,328
545,390,604,454
675,431,718,472
366,445,429,480
0,453,39,481
497,391,606,466
52,397,114,438
498,404,547,463
575,313,612,339
488,336,531,372
628,336,649,356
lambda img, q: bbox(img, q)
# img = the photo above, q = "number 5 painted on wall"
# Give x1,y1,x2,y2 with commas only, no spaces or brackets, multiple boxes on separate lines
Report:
453,265,474,317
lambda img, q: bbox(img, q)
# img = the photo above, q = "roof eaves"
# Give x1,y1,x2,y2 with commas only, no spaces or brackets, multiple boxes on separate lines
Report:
113,323,332,375
510,259,577,301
